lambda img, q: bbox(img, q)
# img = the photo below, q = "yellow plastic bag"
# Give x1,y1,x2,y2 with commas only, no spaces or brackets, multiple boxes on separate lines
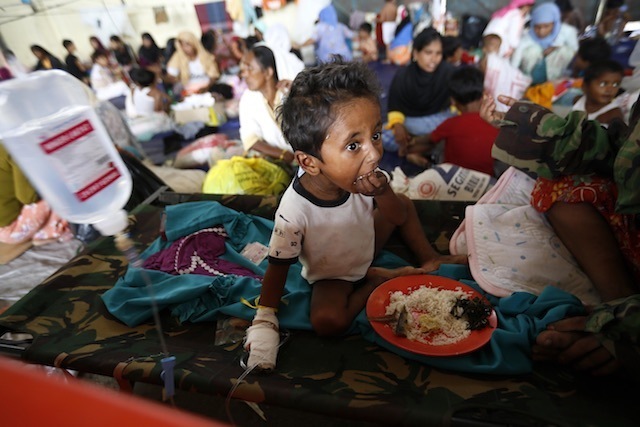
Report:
202,156,290,195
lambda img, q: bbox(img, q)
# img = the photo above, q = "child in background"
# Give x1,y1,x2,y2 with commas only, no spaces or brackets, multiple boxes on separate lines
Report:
125,67,171,118
357,22,378,63
244,61,466,371
403,66,499,176
572,60,625,126
571,37,612,78
442,36,463,67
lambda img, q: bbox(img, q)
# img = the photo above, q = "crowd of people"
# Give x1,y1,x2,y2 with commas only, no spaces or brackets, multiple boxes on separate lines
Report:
0,0,639,381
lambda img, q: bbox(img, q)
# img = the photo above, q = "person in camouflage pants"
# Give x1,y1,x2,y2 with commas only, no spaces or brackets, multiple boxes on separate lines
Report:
480,93,640,380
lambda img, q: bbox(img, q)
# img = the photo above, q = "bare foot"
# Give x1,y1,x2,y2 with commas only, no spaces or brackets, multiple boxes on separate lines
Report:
421,254,468,273
366,266,426,283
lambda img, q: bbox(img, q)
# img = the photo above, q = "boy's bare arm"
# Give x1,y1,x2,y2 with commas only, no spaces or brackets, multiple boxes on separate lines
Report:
259,262,290,309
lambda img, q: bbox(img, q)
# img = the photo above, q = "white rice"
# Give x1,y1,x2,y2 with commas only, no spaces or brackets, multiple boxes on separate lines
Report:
385,285,471,346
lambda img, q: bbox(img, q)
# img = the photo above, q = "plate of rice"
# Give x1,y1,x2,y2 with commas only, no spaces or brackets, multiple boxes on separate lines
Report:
366,275,497,357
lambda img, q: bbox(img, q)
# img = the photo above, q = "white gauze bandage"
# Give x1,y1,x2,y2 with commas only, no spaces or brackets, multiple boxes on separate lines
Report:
244,307,280,371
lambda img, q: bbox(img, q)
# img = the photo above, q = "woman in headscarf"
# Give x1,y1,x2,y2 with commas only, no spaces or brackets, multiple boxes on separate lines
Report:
510,2,578,84
238,44,302,164
165,31,220,96
386,28,455,159
301,4,354,63
482,0,534,58
137,33,163,68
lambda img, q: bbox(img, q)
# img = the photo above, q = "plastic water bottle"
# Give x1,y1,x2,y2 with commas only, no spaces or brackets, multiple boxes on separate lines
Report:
0,70,132,236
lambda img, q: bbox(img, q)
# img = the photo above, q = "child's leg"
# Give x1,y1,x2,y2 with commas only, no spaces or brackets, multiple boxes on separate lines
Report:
546,201,638,301
310,266,420,336
374,194,467,271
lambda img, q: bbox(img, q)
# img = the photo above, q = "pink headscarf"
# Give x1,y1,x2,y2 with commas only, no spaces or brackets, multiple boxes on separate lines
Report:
491,0,535,18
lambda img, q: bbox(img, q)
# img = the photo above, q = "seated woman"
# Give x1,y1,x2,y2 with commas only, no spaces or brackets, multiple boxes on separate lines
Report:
0,144,72,245
480,93,640,379
300,4,354,63
386,27,455,163
238,45,300,164
510,2,578,85
165,31,220,97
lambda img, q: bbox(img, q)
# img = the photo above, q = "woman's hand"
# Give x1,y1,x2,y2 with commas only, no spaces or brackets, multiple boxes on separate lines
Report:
479,94,517,127
532,316,620,376
543,46,558,57
392,123,411,152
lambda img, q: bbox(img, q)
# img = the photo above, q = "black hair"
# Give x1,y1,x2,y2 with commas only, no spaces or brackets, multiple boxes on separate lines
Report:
413,27,442,56
577,37,612,64
583,59,624,83
62,39,74,49
555,0,574,13
448,66,484,105
90,50,108,62
280,59,381,158
245,36,261,50
141,32,158,46
605,0,624,10
164,38,177,60
359,22,373,34
110,35,123,44
201,30,217,53
129,67,156,87
30,45,51,56
251,45,278,82
442,36,462,60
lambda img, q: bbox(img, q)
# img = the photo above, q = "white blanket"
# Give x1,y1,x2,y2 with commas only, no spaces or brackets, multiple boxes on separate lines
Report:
450,167,599,305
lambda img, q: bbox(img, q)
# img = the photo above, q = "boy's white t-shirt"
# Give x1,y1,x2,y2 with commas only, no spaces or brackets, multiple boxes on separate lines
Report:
268,175,375,284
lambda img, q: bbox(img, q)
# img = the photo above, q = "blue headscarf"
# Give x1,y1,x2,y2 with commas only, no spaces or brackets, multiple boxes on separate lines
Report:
529,2,562,49
318,4,339,26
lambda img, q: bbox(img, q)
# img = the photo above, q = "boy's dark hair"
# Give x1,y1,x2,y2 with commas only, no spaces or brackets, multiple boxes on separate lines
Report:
109,35,123,44
583,59,624,83
252,45,278,81
91,50,107,62
448,66,484,105
201,30,217,53
359,22,373,34
129,67,156,87
62,39,74,49
413,27,442,55
442,36,462,59
578,37,612,64
280,59,381,159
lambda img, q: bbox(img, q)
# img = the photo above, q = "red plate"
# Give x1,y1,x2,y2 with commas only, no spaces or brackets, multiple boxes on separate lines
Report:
366,275,497,357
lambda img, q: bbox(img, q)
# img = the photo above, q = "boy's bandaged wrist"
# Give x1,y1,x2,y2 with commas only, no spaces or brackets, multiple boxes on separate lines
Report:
253,307,279,329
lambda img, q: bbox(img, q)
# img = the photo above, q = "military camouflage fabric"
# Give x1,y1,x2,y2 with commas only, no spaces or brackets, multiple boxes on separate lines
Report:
0,194,638,426
586,295,640,380
492,100,640,214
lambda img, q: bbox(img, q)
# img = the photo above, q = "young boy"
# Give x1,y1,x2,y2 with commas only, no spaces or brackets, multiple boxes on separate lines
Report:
404,66,499,176
357,22,378,63
62,39,89,85
126,67,171,118
245,61,466,370
572,59,625,126
571,36,612,78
